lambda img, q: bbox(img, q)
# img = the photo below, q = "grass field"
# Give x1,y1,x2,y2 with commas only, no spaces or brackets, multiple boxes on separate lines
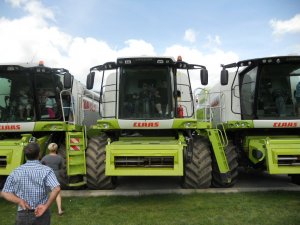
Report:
0,191,299,225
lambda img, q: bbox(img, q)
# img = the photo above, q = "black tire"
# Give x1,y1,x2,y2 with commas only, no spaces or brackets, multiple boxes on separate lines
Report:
57,144,85,190
291,174,300,185
211,141,238,188
57,144,70,189
86,135,116,189
181,136,212,189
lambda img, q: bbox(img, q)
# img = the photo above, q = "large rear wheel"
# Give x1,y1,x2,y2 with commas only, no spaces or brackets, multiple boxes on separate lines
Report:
182,136,212,189
86,135,116,189
211,142,238,188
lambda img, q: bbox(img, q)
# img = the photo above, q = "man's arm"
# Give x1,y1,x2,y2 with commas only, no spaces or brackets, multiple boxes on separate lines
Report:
1,192,31,210
35,186,61,217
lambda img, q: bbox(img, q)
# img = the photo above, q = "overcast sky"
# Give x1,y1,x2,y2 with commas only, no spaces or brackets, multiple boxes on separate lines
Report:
0,0,299,88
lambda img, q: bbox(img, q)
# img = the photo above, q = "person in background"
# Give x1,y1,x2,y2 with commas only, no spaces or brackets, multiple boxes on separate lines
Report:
1,142,60,225
294,81,300,116
154,89,163,115
158,81,169,116
45,91,57,118
17,87,32,120
139,83,151,115
41,143,64,216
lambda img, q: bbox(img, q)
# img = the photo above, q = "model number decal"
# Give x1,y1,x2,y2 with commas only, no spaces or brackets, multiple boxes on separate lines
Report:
133,122,159,127
273,122,297,127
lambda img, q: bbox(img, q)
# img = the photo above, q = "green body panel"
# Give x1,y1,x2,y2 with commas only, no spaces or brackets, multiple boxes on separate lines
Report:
88,118,212,135
87,118,231,178
224,120,254,129
172,118,212,129
265,137,300,174
243,136,300,174
0,136,29,175
33,121,67,131
105,137,184,176
0,122,87,187
172,119,198,129
86,116,231,178
87,119,120,137
0,134,50,175
34,121,83,132
197,121,213,129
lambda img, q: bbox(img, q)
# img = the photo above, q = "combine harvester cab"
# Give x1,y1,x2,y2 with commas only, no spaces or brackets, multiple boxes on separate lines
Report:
0,62,99,188
85,56,236,189
216,56,300,184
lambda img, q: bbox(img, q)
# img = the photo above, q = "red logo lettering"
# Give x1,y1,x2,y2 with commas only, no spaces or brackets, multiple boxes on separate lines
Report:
273,122,297,128
0,124,21,130
133,122,160,127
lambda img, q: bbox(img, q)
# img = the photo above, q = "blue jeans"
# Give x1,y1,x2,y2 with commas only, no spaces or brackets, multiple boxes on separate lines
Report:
16,209,50,225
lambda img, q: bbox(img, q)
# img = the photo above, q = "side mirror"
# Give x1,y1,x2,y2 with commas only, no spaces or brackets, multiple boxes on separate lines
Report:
86,72,95,90
221,69,228,85
64,73,72,89
200,69,208,85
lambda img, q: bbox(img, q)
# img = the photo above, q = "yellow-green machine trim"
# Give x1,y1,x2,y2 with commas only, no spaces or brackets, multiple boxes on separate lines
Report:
65,128,87,187
244,136,300,174
105,137,184,176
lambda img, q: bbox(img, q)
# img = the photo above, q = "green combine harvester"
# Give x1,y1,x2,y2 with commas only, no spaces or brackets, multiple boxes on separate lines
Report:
85,56,237,189
0,62,99,188
213,56,300,184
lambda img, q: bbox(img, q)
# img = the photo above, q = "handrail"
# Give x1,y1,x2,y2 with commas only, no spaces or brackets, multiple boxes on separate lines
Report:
60,90,75,125
217,123,228,147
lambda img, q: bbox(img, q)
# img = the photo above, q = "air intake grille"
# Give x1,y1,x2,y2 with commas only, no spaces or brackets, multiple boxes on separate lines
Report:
278,155,300,166
115,156,174,168
0,156,7,167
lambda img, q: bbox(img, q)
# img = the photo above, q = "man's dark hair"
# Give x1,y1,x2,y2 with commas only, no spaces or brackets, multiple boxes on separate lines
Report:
24,143,40,160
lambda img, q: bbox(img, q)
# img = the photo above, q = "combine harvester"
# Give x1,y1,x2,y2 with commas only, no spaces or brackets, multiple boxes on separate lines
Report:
208,56,300,184
85,56,238,189
0,61,99,188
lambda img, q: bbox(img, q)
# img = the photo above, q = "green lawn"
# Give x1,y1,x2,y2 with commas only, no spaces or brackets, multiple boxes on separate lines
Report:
0,191,299,225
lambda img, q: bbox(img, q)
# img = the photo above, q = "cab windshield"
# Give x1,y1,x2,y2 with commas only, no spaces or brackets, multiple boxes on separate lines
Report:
239,62,300,119
119,65,173,119
0,69,63,122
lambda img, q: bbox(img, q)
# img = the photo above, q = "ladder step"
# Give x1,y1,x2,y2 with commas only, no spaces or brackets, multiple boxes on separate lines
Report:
66,131,86,177
69,161,85,166
69,151,85,155
68,133,84,136
68,181,86,187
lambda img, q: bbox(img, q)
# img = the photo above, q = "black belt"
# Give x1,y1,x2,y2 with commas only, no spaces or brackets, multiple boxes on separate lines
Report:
18,209,35,213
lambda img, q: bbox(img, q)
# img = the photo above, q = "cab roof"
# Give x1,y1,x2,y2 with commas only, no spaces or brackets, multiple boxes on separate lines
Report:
222,55,300,69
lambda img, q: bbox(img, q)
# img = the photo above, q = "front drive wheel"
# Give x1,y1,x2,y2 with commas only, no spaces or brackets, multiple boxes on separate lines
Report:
86,135,116,190
182,137,212,189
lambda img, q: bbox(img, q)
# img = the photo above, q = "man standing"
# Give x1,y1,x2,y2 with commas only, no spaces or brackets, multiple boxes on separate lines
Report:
1,142,61,225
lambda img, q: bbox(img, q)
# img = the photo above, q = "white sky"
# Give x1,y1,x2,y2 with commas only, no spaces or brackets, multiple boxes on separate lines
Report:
0,0,299,89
